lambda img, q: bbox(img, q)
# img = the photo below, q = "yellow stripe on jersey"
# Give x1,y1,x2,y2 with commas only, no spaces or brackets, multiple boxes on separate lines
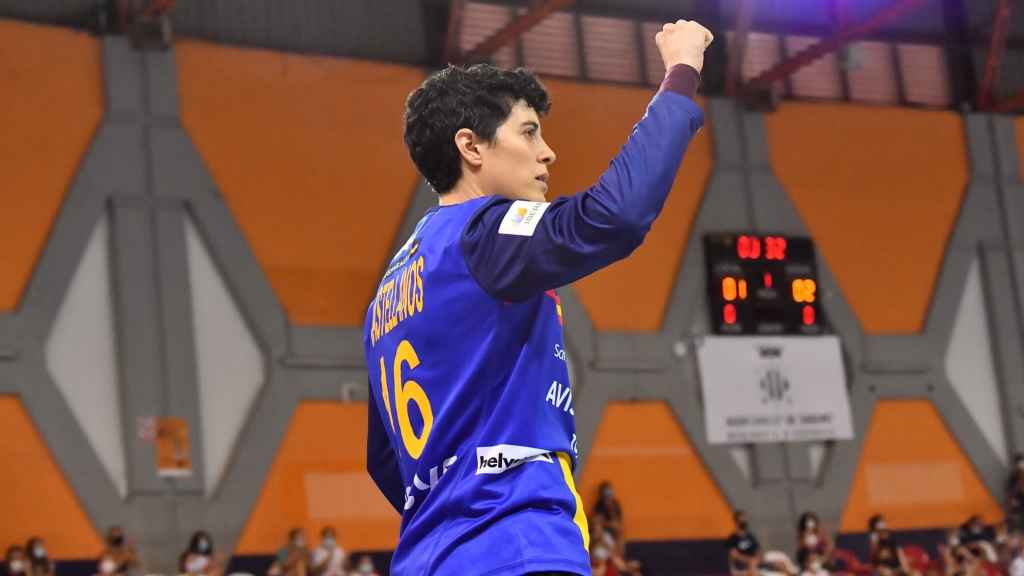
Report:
557,452,590,550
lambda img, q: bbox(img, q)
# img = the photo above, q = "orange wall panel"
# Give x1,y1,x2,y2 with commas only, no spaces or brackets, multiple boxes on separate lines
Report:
237,402,400,553
841,400,1002,531
0,396,103,557
766,103,967,334
542,80,711,332
579,402,733,541
0,20,103,311
176,42,424,326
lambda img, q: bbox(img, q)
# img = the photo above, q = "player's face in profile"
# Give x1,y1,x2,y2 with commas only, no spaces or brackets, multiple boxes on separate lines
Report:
480,100,556,202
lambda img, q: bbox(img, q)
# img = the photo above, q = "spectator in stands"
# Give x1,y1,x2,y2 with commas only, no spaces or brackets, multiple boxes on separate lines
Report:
592,481,624,539
179,530,223,576
267,528,309,576
958,515,997,563
588,514,641,575
1008,532,1024,576
351,556,379,576
940,540,980,576
310,526,345,576
1009,454,1024,531
5,546,27,576
24,538,54,576
96,552,119,576
103,526,138,576
868,515,887,557
798,551,829,576
796,512,833,569
590,543,616,576
726,510,797,576
870,528,914,576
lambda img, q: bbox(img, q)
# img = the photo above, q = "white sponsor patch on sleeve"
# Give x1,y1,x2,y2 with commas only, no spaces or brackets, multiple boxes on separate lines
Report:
498,200,550,237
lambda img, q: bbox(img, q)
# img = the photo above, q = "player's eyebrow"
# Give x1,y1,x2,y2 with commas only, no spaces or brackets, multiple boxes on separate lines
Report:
521,121,540,130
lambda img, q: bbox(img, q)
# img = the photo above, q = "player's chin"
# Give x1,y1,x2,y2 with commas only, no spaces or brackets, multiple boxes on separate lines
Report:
526,182,548,201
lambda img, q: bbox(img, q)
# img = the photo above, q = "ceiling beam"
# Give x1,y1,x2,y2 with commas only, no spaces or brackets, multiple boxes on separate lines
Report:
977,0,1011,111
742,0,930,94
725,0,755,97
457,0,577,64
444,0,467,64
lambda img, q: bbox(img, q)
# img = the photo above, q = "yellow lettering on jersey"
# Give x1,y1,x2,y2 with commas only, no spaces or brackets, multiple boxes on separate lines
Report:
371,256,428,347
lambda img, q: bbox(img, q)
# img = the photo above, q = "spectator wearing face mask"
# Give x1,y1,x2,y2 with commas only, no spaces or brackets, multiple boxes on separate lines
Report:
726,510,798,576
268,529,309,576
5,547,28,576
592,481,624,539
796,512,833,570
350,556,378,576
179,531,222,576
310,527,345,576
102,526,138,576
24,538,53,576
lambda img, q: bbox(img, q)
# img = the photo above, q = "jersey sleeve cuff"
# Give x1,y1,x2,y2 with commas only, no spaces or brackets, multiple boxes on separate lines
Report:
659,64,701,99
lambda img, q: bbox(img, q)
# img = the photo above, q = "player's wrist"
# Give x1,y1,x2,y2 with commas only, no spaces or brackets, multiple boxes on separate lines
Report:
659,63,701,99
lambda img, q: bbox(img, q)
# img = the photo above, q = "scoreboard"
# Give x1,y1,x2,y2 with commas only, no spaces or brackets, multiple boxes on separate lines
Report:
704,234,825,335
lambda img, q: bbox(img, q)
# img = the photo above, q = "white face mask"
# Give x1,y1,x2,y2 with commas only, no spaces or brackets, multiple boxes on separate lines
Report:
876,522,887,531
197,539,211,554
949,537,961,546
593,547,610,561
804,534,819,547
100,559,117,575
9,560,26,574
32,546,46,559
357,563,373,574
186,555,209,574
806,520,817,530
322,536,336,549
809,562,822,572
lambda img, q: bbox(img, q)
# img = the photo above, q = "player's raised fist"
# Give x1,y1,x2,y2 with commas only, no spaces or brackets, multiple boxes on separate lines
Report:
655,19,714,74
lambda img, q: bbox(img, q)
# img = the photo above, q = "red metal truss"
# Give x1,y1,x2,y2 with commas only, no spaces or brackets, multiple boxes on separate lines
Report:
457,0,578,64
742,0,929,94
978,0,1011,111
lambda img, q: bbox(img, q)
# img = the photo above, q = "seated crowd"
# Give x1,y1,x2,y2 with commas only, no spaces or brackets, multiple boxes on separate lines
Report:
9,455,1024,576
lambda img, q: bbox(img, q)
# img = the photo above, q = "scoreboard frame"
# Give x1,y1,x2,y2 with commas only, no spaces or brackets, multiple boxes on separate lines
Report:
703,233,826,335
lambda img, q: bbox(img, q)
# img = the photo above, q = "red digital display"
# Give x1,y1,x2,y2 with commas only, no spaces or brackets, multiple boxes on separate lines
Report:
723,303,737,325
802,305,816,326
737,235,787,261
706,234,824,335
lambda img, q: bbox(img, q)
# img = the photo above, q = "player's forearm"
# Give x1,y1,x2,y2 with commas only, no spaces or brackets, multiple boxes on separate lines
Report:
580,64,704,236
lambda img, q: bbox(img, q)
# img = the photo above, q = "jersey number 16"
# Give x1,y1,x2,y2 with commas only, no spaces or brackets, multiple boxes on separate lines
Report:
379,339,434,459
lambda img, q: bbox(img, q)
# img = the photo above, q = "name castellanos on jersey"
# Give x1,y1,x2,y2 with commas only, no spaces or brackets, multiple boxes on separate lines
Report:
370,253,425,347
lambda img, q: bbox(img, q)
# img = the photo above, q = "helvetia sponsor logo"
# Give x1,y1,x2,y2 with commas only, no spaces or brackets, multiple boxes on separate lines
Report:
475,444,554,475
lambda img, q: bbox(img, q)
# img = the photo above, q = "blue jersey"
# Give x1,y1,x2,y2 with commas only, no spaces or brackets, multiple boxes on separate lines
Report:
363,70,704,576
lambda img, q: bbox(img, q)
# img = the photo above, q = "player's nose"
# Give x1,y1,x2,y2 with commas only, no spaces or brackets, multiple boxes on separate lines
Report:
539,139,556,165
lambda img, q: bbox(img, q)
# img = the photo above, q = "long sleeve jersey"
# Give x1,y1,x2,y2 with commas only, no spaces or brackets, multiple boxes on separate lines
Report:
363,65,704,576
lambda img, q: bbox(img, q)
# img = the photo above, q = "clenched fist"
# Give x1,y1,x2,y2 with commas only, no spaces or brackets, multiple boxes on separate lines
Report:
655,20,714,74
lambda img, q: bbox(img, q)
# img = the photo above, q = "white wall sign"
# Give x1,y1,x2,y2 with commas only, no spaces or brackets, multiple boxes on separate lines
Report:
697,336,853,445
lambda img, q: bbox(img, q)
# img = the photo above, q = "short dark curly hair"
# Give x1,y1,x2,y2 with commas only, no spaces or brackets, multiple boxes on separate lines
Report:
404,64,551,194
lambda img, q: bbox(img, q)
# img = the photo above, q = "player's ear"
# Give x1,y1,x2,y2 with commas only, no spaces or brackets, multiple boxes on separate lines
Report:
454,128,484,168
